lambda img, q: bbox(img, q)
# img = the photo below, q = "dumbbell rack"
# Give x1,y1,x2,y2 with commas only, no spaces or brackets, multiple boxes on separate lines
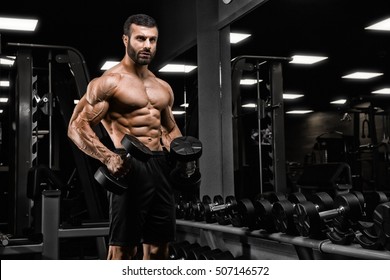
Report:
175,219,390,260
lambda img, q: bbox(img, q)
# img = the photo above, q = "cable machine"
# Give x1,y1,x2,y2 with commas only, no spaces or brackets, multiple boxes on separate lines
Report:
231,55,291,199
2,42,111,259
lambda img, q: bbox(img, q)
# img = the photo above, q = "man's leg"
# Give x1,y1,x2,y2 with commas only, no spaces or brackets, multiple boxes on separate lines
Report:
143,242,169,260
107,245,138,260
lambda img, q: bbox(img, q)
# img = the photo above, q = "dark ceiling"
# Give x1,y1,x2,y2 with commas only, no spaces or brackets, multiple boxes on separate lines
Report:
229,0,390,113
1,0,390,116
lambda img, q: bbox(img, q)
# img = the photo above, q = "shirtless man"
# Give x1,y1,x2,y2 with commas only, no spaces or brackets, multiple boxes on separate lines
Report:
67,14,182,260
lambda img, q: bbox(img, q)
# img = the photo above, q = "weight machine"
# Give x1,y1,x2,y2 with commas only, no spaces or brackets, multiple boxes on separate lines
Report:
1,42,111,259
231,55,291,199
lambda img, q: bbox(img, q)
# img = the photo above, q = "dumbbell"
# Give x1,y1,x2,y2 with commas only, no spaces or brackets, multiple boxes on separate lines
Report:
168,240,190,259
186,245,211,260
272,192,308,235
175,242,201,259
352,191,389,249
198,195,237,224
175,195,189,219
245,192,286,231
0,233,9,246
294,192,362,238
228,198,256,227
372,201,390,251
169,136,203,190
94,134,153,194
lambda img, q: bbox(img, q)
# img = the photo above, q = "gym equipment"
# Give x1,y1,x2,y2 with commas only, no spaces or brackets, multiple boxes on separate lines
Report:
197,195,237,225
94,134,153,194
326,191,366,245
245,192,286,231
0,233,9,246
296,162,352,198
294,192,362,238
168,240,190,259
193,195,217,223
169,136,203,190
175,242,201,259
373,202,390,250
228,198,256,227
352,192,389,249
186,245,212,260
272,192,308,235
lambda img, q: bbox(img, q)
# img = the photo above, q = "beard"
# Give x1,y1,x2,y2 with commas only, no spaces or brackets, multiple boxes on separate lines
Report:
127,43,155,66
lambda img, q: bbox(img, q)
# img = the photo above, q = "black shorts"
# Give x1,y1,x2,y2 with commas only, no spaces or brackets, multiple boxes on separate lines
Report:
107,150,176,246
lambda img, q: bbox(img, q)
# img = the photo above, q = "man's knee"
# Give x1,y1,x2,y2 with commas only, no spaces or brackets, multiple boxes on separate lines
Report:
107,245,137,260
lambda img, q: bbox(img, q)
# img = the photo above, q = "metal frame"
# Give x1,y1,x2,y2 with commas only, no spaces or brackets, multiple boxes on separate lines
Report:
176,219,390,260
231,55,291,196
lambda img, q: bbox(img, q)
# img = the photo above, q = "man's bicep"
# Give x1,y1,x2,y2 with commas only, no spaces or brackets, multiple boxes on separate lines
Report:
77,97,109,126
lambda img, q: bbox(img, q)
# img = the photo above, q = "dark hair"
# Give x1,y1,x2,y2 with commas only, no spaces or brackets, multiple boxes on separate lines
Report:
123,14,158,36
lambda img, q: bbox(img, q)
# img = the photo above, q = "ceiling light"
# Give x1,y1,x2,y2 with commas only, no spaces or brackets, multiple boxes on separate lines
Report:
286,110,313,114
0,110,3,114
365,17,390,31
372,88,390,94
330,99,347,104
101,61,119,70
342,72,383,79
159,64,197,73
242,103,257,108
172,110,186,115
0,17,38,31
283,93,304,99
289,55,328,64
0,56,16,66
240,79,262,85
180,103,189,108
230,33,251,44
0,81,10,87
0,98,9,103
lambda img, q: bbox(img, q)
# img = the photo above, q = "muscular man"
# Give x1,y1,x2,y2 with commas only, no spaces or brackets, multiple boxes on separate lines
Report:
67,14,182,260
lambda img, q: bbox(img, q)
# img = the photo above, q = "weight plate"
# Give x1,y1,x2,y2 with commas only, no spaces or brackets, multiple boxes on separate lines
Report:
121,134,153,161
272,200,294,233
294,201,321,237
170,136,203,162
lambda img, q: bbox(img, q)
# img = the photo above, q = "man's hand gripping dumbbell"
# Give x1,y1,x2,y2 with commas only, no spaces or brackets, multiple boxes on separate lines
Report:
94,134,153,194
169,136,203,189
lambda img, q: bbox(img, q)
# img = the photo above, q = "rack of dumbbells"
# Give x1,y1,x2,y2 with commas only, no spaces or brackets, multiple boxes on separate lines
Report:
174,191,390,259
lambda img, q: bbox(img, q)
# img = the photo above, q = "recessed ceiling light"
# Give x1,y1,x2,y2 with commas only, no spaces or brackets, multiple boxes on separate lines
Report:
283,93,304,99
0,17,38,31
342,72,383,79
0,110,3,114
286,110,313,114
230,33,251,44
101,61,119,70
365,17,390,31
180,103,189,108
240,79,262,85
0,56,16,66
372,88,390,94
0,81,10,87
289,55,328,65
159,64,197,73
172,110,186,115
330,99,347,104
242,103,257,108
0,97,9,103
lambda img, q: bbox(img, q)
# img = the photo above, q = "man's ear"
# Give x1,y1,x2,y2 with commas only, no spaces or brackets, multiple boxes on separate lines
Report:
122,34,128,46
